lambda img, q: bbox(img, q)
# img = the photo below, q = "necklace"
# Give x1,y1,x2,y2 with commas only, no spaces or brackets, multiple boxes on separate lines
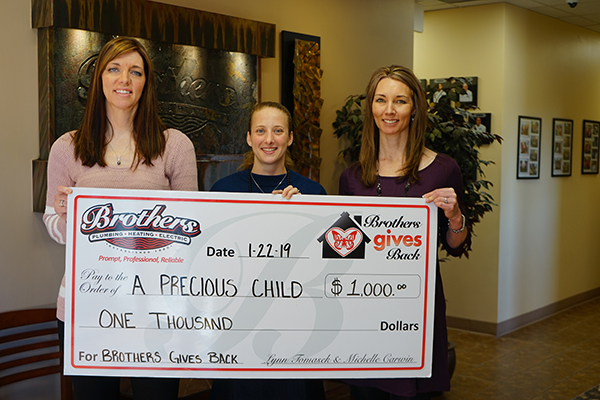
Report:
248,169,290,193
108,140,131,166
376,173,411,197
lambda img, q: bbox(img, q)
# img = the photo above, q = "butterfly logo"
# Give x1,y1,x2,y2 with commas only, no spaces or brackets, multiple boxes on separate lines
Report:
325,227,363,257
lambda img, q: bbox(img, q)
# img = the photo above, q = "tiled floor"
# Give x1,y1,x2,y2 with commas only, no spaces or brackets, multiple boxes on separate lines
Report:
174,296,600,400
439,296,600,400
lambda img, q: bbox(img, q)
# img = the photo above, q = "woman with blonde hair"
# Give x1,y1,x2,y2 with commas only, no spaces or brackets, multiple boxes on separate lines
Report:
211,101,326,197
210,101,326,399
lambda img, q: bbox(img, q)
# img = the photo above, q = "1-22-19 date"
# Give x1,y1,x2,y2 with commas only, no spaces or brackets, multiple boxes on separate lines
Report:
248,243,291,258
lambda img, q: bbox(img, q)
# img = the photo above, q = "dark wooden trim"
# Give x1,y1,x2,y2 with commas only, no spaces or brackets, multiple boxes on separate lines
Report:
31,0,275,58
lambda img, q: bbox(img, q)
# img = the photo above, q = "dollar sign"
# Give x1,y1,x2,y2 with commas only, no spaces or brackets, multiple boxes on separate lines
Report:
331,278,343,296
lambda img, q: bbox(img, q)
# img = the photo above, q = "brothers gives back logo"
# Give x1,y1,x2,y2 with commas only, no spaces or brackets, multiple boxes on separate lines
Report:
79,204,201,250
318,212,371,259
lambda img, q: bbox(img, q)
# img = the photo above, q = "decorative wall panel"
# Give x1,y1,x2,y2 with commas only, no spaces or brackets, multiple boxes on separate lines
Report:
291,39,323,182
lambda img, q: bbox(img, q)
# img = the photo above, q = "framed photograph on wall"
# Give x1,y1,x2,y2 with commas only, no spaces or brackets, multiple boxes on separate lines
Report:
471,113,491,134
517,116,541,179
427,76,478,109
551,118,573,177
456,77,478,108
428,78,449,105
471,113,493,144
582,120,599,174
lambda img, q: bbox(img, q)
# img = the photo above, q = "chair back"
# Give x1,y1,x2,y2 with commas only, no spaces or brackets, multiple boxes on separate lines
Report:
0,307,71,399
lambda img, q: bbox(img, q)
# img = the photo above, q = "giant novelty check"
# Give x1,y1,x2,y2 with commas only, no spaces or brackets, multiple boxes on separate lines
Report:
64,187,438,379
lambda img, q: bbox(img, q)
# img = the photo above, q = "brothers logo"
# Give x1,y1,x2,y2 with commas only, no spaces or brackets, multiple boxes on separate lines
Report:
317,212,371,259
80,204,201,250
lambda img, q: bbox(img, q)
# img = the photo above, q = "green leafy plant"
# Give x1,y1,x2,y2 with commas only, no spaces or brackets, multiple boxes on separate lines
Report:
332,94,366,163
332,93,502,239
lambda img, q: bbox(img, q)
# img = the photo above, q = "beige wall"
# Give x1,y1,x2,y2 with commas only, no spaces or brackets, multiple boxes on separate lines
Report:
0,0,415,316
0,0,68,313
500,4,600,322
415,4,505,325
415,3,600,327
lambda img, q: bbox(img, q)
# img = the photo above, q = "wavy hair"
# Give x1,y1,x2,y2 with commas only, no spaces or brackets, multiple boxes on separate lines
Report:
73,37,166,167
356,65,428,187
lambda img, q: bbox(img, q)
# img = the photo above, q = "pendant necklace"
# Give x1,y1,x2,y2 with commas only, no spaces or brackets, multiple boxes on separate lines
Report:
108,140,131,166
248,169,290,193
376,172,411,197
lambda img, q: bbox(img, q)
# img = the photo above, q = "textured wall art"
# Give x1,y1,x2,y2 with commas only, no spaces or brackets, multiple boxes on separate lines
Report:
290,38,323,182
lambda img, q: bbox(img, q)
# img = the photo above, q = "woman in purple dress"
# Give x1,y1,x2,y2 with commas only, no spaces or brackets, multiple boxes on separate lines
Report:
339,65,471,400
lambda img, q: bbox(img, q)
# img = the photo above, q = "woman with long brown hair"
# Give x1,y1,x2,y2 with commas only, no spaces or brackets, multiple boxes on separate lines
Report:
44,37,198,400
340,65,470,400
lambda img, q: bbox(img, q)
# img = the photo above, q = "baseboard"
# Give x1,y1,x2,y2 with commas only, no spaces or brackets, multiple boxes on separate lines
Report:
446,316,497,335
446,287,600,337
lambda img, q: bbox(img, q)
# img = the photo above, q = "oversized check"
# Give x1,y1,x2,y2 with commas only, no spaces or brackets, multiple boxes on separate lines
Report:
64,187,438,379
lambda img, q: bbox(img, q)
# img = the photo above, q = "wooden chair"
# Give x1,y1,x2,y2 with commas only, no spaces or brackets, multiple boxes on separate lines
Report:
0,307,72,400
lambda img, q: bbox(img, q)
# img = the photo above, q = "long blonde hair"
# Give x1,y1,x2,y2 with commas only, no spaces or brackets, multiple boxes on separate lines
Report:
357,65,428,186
239,101,295,171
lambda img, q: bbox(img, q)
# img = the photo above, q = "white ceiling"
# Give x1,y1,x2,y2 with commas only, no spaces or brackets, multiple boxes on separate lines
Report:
417,0,600,33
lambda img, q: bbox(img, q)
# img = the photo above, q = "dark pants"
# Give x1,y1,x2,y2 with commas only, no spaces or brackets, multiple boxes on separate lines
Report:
209,378,326,400
58,320,179,400
350,385,434,400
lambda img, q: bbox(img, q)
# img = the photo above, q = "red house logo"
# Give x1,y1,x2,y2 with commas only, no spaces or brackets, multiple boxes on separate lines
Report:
318,212,371,259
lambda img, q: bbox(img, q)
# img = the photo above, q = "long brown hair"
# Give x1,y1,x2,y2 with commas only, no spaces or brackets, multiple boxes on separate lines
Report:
239,101,295,171
357,65,428,187
73,37,166,167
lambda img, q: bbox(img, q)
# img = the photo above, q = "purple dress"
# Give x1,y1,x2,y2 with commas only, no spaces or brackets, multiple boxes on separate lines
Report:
339,153,471,397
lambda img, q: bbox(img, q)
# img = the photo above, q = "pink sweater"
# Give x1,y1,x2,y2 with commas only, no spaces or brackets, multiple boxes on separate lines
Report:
43,129,198,321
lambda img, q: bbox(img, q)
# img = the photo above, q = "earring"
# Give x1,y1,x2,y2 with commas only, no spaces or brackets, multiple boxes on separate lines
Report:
411,114,415,122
